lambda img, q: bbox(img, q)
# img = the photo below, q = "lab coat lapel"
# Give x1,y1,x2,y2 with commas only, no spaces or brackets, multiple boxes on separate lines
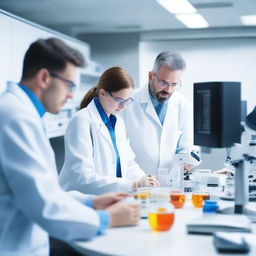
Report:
8,83,48,138
159,92,180,167
140,85,162,128
8,83,41,119
87,101,113,145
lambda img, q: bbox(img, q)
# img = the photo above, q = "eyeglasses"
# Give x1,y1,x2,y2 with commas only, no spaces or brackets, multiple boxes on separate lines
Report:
49,72,76,92
107,91,134,106
153,73,181,89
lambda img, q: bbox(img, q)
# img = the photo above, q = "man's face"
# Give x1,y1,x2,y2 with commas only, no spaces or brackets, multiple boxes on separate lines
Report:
42,62,76,114
148,65,182,102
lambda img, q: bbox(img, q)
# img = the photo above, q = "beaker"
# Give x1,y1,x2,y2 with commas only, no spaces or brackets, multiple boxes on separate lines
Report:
169,154,186,208
191,184,210,208
157,168,171,187
134,187,153,218
170,190,186,209
148,188,175,231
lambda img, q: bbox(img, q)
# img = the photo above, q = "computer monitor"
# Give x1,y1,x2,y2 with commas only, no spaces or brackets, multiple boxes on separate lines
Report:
194,81,241,148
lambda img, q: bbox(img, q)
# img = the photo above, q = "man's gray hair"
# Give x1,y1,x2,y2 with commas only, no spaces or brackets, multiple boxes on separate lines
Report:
152,52,186,72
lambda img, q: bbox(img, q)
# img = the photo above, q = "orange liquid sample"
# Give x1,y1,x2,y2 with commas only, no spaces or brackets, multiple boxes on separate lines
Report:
192,193,210,208
170,193,186,209
148,211,175,231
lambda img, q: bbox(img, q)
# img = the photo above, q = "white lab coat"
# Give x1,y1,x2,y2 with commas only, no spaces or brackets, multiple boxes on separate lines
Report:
59,100,145,195
0,84,101,256
123,85,193,175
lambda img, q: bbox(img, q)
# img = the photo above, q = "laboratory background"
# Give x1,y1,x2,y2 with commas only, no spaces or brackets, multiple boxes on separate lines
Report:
1,0,256,172
1,0,256,255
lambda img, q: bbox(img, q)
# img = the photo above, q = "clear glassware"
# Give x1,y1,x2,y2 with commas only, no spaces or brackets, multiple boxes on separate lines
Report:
192,183,210,208
148,188,175,231
169,155,186,208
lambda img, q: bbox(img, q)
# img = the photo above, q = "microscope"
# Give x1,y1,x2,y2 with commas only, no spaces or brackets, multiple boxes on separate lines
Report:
194,81,256,221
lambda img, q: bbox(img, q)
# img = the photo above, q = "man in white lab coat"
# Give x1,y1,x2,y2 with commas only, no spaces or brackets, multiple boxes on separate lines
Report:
123,52,193,175
0,38,140,256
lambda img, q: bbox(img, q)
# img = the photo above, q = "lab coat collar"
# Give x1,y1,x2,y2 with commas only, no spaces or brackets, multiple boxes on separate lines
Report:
93,97,117,129
18,83,46,118
7,83,43,120
138,84,180,127
87,100,114,144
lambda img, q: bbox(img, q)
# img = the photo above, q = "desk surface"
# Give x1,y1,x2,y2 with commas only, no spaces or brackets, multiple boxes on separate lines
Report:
71,203,256,256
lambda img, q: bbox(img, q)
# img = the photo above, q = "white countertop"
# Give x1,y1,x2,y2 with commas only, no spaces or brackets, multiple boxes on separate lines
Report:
70,202,256,256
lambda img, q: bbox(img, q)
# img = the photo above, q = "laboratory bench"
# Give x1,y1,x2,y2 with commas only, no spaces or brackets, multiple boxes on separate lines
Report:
69,200,256,256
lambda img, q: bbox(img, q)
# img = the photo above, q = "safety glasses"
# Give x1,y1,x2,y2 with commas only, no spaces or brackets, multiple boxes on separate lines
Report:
50,72,76,92
107,91,134,106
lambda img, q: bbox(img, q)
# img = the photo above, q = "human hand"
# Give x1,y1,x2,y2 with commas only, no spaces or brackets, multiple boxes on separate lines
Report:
184,164,194,171
93,193,130,210
106,201,141,227
214,169,235,176
133,175,160,188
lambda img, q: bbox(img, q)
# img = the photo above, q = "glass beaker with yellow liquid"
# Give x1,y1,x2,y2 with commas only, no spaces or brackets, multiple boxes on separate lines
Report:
134,187,153,218
148,188,175,231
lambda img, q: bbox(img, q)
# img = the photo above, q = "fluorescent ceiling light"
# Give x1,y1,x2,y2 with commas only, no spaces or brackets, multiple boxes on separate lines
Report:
241,15,256,26
176,13,209,28
156,0,196,14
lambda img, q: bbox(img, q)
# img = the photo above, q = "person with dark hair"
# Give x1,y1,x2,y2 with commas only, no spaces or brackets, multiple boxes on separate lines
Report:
59,66,159,194
123,52,194,175
0,38,141,256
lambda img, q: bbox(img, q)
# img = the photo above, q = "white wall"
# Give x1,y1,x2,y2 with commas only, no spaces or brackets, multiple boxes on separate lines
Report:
79,32,140,87
139,37,256,113
139,35,256,169
0,11,90,95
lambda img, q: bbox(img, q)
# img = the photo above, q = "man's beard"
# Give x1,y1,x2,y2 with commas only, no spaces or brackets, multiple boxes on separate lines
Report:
156,90,171,102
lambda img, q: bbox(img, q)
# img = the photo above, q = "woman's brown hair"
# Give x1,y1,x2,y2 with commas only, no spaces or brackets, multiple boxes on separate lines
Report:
80,67,134,109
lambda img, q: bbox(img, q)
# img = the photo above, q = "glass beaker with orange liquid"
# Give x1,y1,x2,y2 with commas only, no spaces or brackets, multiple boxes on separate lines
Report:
169,155,186,209
170,190,186,209
191,184,210,208
148,188,175,231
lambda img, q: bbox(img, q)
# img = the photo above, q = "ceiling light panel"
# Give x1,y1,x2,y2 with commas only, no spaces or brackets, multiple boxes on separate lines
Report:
241,15,256,26
176,13,209,28
156,0,196,14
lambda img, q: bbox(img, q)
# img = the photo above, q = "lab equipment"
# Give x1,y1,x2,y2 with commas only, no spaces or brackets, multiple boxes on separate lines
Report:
157,168,170,187
186,214,252,234
148,188,175,231
213,232,250,253
224,174,235,198
203,200,219,214
194,81,256,221
194,81,241,148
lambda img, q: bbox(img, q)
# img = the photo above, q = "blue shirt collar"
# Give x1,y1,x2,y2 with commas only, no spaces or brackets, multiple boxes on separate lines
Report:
94,97,116,128
18,83,46,118
148,87,168,108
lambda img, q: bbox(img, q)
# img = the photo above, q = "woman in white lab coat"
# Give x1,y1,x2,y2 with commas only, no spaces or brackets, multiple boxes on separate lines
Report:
59,67,159,194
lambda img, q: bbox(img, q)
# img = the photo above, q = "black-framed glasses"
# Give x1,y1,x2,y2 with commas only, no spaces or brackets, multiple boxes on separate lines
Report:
107,91,134,106
49,72,76,92
153,73,181,89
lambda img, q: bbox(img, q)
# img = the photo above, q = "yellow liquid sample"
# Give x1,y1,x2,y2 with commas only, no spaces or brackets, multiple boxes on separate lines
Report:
134,191,151,199
148,210,175,231
192,193,210,208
